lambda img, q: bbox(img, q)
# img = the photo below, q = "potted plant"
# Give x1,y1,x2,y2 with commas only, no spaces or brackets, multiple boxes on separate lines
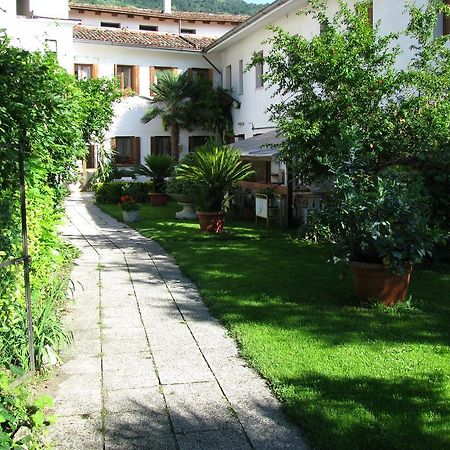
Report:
166,176,197,220
176,143,254,233
310,148,439,305
118,195,140,223
136,154,172,206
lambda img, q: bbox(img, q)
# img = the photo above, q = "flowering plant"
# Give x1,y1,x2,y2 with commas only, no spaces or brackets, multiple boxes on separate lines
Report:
118,195,140,212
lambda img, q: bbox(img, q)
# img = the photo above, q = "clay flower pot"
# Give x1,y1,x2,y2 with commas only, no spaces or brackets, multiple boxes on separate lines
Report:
149,192,168,206
197,211,224,233
349,261,412,306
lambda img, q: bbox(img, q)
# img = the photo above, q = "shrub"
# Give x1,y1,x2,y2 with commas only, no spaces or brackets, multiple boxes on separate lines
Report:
0,370,54,449
94,181,153,204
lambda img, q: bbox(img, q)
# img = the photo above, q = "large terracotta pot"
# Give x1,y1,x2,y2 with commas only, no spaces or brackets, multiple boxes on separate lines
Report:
349,261,412,306
197,211,224,233
149,192,168,206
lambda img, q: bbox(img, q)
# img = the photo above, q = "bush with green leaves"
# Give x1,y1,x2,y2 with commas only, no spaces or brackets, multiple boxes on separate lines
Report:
0,370,54,449
94,181,153,204
309,135,440,274
176,143,254,212
253,0,450,261
0,32,118,370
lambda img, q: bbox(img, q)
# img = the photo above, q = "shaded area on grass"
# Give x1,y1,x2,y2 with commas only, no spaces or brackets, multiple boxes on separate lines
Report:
99,201,450,450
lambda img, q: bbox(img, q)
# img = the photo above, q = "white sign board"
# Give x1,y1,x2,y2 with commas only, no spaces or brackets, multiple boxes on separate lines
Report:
255,196,268,219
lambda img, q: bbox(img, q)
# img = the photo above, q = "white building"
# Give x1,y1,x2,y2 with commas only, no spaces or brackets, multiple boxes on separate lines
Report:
2,0,448,176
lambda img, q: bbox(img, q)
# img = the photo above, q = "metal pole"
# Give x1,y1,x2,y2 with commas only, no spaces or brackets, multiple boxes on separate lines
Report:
18,139,36,373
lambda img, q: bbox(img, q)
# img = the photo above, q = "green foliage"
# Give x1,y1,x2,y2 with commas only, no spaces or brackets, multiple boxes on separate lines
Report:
142,71,197,159
176,143,254,211
193,81,235,142
0,33,90,370
0,370,54,449
81,0,267,15
309,137,440,274
77,77,121,144
136,155,173,193
94,181,153,203
255,0,450,263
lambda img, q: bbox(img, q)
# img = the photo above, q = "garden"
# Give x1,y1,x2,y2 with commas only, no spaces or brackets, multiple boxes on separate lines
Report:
97,2,450,449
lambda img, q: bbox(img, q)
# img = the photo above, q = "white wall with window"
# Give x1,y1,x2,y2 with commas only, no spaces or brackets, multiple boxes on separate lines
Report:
74,41,217,164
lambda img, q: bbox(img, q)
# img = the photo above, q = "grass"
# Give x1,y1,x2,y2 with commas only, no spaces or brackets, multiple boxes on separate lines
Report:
100,201,450,450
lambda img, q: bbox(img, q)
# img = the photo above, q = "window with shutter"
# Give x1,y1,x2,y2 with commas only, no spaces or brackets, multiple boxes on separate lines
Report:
115,65,139,93
151,136,171,156
74,64,98,80
189,136,209,152
114,137,139,165
255,51,264,89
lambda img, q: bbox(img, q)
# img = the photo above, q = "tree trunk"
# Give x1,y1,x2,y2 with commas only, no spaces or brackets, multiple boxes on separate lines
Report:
171,121,180,161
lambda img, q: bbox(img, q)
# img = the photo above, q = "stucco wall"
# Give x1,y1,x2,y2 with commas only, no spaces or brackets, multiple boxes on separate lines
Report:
74,42,218,162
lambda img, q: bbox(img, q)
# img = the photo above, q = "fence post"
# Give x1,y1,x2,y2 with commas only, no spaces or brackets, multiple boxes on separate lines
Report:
18,139,36,373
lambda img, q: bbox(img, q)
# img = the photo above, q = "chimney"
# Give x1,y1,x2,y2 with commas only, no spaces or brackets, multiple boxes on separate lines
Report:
163,0,171,14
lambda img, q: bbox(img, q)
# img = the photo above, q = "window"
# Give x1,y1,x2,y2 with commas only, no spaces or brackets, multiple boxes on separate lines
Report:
238,59,244,95
234,134,245,142
112,137,141,166
115,65,139,93
74,64,97,80
151,136,171,156
255,51,264,89
150,66,176,94
189,136,210,152
181,28,196,34
188,68,212,82
224,65,232,90
139,24,158,31
444,0,450,35
16,0,30,16
101,22,120,28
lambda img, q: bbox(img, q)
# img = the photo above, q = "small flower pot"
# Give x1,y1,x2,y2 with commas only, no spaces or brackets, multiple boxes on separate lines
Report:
122,209,140,223
197,211,225,233
349,261,412,306
149,192,168,206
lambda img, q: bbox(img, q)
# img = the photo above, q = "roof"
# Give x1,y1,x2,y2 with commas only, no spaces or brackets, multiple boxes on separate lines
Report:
205,0,303,53
231,130,282,159
70,2,249,24
73,25,216,51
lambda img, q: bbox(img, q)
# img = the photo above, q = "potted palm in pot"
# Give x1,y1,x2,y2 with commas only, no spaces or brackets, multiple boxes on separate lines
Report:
136,154,172,206
176,143,254,233
310,149,439,305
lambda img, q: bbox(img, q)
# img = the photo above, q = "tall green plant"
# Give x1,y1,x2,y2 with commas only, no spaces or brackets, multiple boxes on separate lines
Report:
136,155,173,193
141,71,196,160
176,143,254,211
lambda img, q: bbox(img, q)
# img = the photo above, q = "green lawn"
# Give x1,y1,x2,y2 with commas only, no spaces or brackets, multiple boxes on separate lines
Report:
100,201,450,450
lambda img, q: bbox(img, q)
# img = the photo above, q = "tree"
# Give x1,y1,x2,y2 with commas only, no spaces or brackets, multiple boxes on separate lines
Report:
141,70,197,160
252,0,450,233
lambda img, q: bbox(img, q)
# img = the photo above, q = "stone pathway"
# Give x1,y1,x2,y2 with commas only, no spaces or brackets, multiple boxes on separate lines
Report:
44,191,307,449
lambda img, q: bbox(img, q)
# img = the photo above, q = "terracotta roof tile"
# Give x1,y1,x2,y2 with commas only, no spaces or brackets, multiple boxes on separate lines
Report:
73,25,216,51
70,2,248,24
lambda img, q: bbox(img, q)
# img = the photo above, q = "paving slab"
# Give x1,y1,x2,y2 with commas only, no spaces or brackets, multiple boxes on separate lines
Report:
45,191,308,450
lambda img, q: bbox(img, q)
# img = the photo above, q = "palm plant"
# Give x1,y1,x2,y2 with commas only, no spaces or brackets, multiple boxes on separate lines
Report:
141,71,196,160
176,143,254,212
136,154,173,193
